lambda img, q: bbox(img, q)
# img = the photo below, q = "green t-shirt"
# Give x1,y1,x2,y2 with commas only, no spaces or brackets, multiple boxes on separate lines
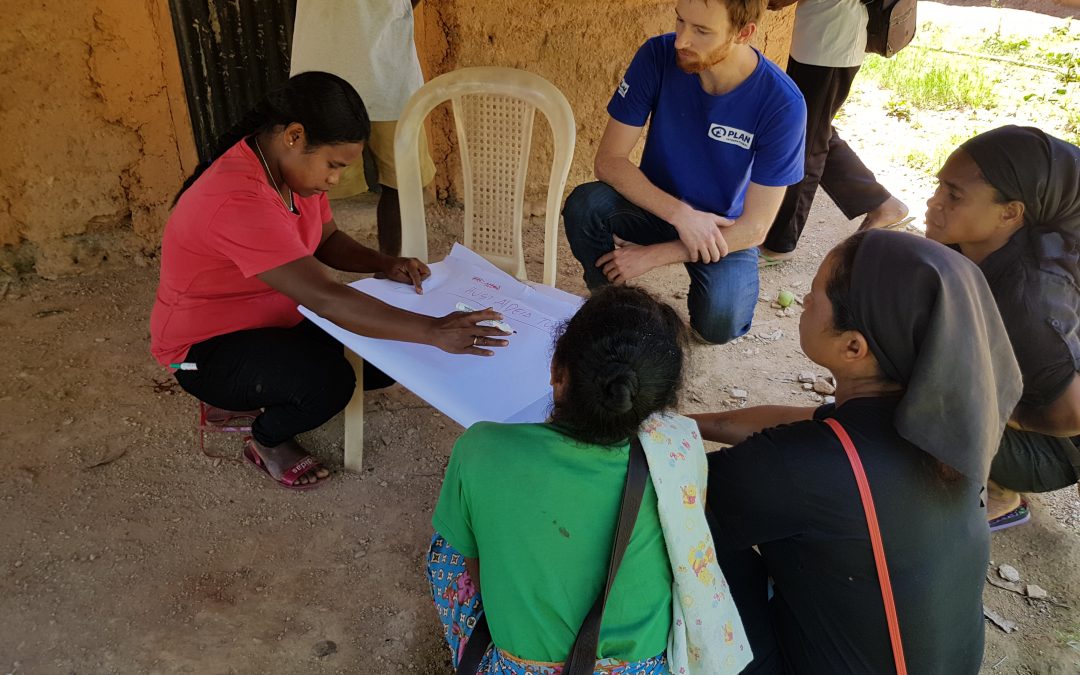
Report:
432,422,672,663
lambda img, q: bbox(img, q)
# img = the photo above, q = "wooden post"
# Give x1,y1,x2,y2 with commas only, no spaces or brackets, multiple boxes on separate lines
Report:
343,349,365,472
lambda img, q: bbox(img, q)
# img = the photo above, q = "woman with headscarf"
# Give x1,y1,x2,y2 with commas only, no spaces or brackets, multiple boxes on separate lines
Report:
690,230,1022,674
925,125,1080,529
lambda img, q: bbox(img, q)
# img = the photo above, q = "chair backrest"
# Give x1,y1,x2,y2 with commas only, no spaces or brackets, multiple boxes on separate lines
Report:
395,67,576,286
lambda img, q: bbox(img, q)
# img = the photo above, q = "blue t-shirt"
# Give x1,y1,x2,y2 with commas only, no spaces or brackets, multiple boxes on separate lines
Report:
608,34,806,219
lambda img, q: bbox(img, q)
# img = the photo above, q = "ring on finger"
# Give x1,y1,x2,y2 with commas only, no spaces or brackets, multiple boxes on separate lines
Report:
472,336,479,346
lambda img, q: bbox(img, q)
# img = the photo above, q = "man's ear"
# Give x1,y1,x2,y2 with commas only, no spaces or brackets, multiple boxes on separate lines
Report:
735,22,757,44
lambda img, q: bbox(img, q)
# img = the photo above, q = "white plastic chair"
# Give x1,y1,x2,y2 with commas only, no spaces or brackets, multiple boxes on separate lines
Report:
397,66,576,284
340,67,576,472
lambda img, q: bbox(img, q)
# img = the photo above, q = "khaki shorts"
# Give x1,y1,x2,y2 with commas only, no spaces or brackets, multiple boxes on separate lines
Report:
328,120,437,200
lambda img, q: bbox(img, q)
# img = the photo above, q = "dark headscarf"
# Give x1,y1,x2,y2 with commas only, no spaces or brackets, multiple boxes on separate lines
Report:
961,125,1080,285
847,230,1023,481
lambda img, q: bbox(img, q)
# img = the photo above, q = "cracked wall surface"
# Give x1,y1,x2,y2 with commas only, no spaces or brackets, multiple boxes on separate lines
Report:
416,0,796,206
0,0,189,278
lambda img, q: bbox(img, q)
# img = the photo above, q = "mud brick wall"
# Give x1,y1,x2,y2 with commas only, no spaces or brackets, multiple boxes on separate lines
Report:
0,0,792,277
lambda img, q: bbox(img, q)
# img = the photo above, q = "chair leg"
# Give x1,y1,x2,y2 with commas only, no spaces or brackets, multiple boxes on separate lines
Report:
343,349,365,472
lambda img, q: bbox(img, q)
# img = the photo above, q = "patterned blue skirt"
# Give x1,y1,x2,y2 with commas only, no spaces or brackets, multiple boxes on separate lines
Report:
426,533,669,674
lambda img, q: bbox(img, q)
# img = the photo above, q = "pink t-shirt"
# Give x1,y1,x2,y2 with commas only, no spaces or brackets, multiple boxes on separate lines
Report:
150,139,332,366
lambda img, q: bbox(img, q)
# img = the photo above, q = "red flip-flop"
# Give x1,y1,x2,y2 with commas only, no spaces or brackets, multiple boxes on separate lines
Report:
242,438,327,490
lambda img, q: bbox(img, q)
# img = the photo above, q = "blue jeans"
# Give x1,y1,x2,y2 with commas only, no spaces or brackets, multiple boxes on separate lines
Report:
563,182,759,345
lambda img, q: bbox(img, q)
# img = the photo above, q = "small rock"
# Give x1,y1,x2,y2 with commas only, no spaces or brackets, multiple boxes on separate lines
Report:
380,435,391,446
810,393,824,403
312,640,338,658
1026,584,1048,599
673,291,687,300
13,560,22,568
797,372,816,384
983,605,1016,633
802,382,814,391
94,337,107,343
813,378,836,395
824,396,836,405
378,481,388,488
998,564,1020,583
730,388,749,399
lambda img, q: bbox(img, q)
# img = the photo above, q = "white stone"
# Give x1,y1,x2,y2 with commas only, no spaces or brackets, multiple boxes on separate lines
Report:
998,564,1020,583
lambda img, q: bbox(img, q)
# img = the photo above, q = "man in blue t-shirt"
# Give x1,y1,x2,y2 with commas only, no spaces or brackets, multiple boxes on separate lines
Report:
563,0,806,344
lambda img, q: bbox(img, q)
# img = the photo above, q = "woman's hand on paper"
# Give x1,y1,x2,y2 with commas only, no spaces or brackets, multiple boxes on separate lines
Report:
382,256,431,294
429,309,512,356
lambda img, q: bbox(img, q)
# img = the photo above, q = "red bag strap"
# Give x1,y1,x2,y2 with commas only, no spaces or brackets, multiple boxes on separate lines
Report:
823,417,908,675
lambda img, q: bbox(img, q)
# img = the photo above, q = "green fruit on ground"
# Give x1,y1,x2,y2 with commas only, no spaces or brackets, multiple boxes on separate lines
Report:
777,289,795,308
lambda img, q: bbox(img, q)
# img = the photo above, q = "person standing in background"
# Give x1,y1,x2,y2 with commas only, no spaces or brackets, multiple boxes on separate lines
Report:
290,0,437,256
759,0,909,264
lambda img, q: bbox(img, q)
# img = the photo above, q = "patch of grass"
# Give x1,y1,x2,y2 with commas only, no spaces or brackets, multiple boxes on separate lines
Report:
980,31,1030,56
1041,49,1080,85
1065,108,1080,147
903,132,973,177
861,50,998,110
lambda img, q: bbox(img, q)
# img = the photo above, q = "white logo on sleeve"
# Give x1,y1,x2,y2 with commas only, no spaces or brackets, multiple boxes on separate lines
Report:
708,123,754,150
617,78,630,97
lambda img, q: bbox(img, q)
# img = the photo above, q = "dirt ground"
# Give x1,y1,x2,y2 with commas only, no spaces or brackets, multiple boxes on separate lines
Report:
2,4,1079,675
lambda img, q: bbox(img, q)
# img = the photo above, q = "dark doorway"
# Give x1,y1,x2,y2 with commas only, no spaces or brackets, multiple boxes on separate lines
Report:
168,0,298,163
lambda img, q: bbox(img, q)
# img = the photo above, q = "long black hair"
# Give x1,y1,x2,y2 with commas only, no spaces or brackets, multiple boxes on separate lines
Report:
550,286,687,446
173,71,370,204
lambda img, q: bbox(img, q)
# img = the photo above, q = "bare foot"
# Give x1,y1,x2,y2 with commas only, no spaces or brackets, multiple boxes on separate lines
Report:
249,438,330,486
986,479,1022,521
858,196,909,231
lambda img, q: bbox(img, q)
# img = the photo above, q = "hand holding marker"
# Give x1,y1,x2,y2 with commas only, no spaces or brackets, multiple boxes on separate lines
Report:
456,302,516,334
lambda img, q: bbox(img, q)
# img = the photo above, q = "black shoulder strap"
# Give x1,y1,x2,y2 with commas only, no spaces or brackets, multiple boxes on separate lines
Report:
456,436,650,675
561,436,650,675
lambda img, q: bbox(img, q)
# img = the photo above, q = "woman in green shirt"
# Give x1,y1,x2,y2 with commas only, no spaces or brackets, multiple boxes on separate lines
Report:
427,286,686,674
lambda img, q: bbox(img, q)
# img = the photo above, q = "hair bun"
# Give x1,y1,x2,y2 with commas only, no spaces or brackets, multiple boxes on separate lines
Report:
596,362,639,414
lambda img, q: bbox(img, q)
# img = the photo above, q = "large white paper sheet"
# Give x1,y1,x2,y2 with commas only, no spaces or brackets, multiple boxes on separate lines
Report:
299,244,584,429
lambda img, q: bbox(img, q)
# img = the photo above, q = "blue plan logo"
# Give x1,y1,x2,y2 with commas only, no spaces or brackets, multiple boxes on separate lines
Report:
707,123,754,150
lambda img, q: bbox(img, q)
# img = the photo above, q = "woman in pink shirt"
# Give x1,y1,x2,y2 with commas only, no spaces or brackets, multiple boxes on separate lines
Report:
151,72,508,489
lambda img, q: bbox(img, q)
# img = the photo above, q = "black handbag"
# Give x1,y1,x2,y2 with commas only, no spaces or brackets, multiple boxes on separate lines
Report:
456,437,650,675
864,0,917,58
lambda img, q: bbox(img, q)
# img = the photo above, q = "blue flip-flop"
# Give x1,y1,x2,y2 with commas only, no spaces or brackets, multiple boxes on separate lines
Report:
989,499,1030,532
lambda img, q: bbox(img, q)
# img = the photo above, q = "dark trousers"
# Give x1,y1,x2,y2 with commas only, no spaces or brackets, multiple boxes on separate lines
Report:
174,319,393,447
563,181,760,345
763,59,892,253
990,426,1080,492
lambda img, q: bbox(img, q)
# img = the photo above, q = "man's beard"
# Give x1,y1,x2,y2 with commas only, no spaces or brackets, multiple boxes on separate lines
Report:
676,39,735,74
